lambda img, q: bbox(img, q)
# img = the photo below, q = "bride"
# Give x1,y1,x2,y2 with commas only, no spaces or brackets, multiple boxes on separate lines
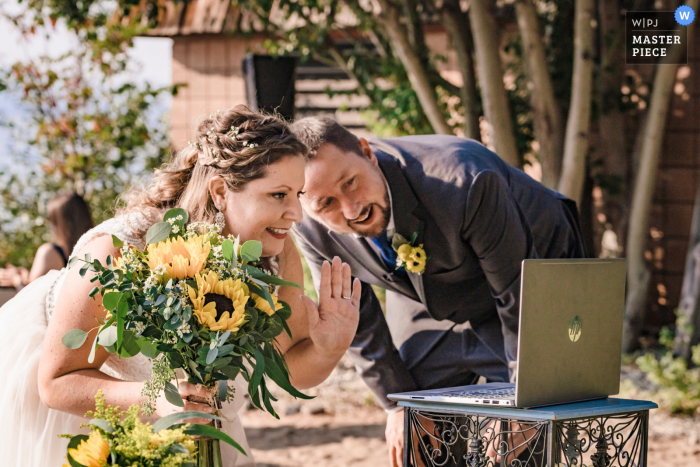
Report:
0,105,361,466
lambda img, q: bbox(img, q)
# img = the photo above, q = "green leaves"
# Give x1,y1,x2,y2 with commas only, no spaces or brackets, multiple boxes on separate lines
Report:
62,329,89,349
89,418,114,433
179,424,247,455
111,235,124,248
152,411,224,433
243,264,302,289
146,222,172,245
240,240,263,262
163,381,184,408
206,346,219,365
98,326,118,347
222,239,234,262
102,291,122,311
164,208,188,225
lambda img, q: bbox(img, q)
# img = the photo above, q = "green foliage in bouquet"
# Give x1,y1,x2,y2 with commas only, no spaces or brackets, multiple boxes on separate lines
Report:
63,390,243,467
62,208,312,419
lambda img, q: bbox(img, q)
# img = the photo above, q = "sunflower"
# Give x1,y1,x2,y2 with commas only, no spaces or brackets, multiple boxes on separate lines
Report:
64,431,109,467
252,292,284,316
188,271,248,332
146,235,210,280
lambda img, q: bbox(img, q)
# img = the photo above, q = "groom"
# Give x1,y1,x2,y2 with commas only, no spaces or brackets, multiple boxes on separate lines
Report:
290,118,585,465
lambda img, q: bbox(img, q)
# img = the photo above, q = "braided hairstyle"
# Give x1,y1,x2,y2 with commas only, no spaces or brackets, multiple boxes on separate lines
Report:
118,105,308,236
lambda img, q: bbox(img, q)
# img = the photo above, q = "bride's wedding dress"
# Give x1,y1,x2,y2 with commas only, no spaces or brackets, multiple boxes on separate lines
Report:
0,215,255,467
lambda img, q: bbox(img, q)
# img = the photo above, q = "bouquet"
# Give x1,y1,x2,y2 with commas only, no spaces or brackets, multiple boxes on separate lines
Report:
63,390,235,467
62,208,311,463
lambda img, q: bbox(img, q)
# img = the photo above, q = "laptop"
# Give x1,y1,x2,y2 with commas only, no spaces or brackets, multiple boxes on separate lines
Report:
388,258,627,408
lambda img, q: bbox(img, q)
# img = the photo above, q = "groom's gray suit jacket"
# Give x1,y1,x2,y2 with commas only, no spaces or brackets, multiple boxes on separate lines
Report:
294,136,585,409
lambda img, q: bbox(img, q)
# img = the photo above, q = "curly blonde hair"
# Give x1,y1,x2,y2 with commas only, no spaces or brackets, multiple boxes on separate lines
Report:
118,105,307,236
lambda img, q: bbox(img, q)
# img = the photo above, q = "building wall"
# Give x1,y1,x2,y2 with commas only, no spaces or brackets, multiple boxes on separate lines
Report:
648,42,700,331
170,35,265,148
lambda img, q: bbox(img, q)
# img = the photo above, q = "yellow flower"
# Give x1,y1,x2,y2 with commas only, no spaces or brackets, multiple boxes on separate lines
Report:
252,292,283,316
67,431,109,467
397,244,413,263
405,245,427,274
150,427,197,454
188,271,248,332
146,235,211,280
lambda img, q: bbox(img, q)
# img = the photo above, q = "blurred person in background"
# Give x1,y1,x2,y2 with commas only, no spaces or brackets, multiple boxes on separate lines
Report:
0,192,93,290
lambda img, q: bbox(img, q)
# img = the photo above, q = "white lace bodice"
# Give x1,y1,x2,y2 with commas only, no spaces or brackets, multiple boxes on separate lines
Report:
45,213,155,382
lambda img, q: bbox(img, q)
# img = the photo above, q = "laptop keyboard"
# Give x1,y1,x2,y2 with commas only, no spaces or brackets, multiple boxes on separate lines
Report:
441,387,515,399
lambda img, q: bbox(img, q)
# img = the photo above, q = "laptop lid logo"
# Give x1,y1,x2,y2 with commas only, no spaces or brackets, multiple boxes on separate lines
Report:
569,316,582,342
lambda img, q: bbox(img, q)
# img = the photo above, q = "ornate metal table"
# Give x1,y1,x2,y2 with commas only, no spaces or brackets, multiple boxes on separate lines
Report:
399,398,657,467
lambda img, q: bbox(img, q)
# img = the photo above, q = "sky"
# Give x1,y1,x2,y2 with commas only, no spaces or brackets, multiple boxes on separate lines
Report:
0,3,173,168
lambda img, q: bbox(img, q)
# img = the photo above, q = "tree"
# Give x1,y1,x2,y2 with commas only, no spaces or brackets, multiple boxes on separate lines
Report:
514,0,564,188
0,0,177,267
557,0,594,206
674,183,700,360
436,0,481,141
468,0,520,167
370,0,452,134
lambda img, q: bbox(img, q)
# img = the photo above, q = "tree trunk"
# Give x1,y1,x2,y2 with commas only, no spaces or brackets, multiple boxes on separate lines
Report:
622,0,698,352
468,0,520,167
557,0,594,206
515,0,564,188
675,182,700,359
596,0,628,258
370,0,453,135
441,0,481,141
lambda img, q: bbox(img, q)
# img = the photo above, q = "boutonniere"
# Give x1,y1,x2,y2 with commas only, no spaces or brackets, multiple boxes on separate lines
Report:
391,232,427,274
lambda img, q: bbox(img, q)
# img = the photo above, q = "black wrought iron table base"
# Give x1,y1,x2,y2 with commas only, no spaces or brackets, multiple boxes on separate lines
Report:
401,398,657,467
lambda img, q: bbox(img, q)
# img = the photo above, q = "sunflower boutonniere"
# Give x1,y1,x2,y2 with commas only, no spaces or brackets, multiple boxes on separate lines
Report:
391,232,428,274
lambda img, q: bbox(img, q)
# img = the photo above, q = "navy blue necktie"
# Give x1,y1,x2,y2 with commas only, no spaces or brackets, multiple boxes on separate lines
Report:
369,232,407,278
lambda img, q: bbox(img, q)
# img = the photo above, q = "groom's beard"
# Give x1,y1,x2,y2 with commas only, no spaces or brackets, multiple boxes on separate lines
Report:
347,190,391,238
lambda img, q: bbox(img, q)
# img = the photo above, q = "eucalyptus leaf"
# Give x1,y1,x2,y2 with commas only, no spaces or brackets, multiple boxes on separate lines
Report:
67,256,80,269
111,234,124,248
62,329,89,349
139,340,160,359
206,346,219,365
97,326,118,347
164,208,189,225
240,240,262,262
222,239,234,262
87,332,99,364
146,222,172,245
163,382,184,408
218,330,231,346
90,419,114,433
102,291,122,311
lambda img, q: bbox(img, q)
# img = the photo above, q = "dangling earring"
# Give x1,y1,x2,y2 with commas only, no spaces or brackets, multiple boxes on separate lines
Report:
215,204,226,232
